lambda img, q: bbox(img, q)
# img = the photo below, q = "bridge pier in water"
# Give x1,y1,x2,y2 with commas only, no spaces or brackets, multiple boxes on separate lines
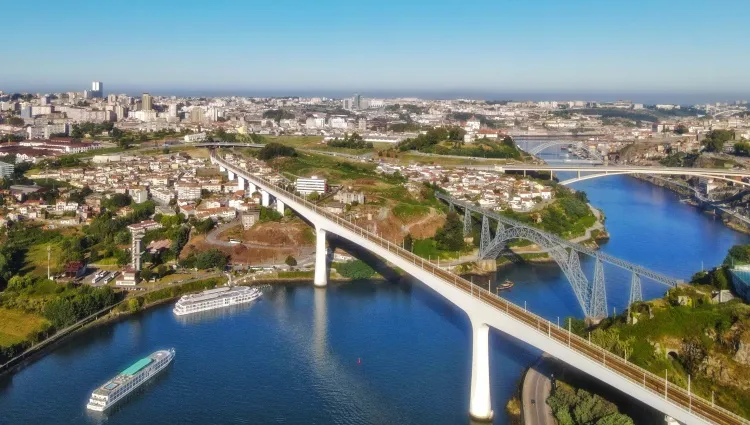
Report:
314,227,328,287
469,318,493,422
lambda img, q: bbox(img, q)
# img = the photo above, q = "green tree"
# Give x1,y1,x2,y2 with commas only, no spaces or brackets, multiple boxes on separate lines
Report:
194,249,228,270
140,268,153,282
403,233,414,251
285,255,297,267
434,211,465,251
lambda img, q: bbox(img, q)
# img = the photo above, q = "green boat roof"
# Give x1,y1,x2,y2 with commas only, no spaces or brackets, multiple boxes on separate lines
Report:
121,357,153,376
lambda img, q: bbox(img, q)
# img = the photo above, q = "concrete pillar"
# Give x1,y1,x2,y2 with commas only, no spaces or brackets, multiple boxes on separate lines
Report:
469,319,493,422
261,190,270,207
248,182,257,195
219,165,226,173
276,199,286,216
228,170,235,181
237,176,246,191
314,227,328,287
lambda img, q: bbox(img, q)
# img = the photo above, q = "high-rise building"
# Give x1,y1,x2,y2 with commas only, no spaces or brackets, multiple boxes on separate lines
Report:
354,93,362,109
142,93,152,111
91,81,103,98
107,94,117,105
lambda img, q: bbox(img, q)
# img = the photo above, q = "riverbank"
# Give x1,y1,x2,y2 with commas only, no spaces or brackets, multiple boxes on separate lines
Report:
632,174,750,234
0,275,376,379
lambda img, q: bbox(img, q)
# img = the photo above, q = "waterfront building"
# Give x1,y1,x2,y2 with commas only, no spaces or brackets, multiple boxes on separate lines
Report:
295,176,327,195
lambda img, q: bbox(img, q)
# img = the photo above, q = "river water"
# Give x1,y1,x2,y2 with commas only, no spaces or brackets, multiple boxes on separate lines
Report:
1,169,748,424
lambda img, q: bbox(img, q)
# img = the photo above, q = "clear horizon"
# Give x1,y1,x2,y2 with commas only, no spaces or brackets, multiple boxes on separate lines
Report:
3,0,750,99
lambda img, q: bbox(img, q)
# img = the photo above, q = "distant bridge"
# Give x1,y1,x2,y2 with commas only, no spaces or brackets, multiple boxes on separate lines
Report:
464,164,750,187
436,192,680,318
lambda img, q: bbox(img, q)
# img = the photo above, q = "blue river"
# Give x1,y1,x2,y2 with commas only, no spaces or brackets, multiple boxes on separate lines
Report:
0,174,747,424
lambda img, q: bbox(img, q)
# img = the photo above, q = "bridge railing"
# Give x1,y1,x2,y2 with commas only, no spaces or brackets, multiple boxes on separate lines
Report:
216,155,747,425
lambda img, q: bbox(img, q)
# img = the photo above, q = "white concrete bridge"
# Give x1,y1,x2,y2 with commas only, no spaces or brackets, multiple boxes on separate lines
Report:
465,164,750,187
211,152,748,425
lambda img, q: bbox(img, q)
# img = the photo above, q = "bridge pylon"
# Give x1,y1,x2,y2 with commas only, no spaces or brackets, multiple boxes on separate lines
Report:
314,227,328,287
469,318,493,422
480,215,491,254
590,259,608,318
629,272,642,306
463,210,472,237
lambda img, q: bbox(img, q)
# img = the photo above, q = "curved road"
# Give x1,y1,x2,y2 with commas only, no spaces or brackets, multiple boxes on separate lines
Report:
523,355,555,425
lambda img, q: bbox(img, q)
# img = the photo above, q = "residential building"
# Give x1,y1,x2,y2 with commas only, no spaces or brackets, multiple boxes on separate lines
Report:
295,176,327,195
242,208,261,229
91,81,103,98
175,182,201,200
0,161,14,178
142,93,153,111
184,132,207,143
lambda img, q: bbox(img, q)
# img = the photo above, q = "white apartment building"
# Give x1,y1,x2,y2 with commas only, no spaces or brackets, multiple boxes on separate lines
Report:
0,161,14,178
150,188,175,204
184,132,207,143
175,183,201,200
295,176,327,195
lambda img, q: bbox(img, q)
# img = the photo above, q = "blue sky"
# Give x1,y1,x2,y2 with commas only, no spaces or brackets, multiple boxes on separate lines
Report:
3,0,749,98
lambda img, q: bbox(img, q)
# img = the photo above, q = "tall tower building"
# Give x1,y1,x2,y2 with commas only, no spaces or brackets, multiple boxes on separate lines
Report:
131,229,144,271
91,81,103,98
142,93,153,111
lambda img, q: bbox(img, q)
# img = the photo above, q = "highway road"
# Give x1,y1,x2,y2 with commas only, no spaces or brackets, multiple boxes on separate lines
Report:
523,356,555,425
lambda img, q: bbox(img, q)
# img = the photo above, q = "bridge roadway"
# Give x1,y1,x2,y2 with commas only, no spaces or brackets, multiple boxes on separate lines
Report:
462,164,750,187
211,153,748,425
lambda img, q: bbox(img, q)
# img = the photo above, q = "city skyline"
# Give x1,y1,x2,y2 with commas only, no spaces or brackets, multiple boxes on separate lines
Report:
3,0,749,97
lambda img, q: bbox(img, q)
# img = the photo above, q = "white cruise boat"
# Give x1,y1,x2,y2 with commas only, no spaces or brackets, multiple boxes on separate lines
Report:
87,349,175,412
172,286,261,316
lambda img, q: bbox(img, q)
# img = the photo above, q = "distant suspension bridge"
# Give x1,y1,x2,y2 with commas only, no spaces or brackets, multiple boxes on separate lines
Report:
436,192,681,318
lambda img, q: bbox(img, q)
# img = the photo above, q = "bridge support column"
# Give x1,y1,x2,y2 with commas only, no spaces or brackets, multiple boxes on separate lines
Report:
469,318,493,422
276,199,286,216
219,165,226,173
228,170,236,181
247,182,257,195
237,176,246,191
261,190,270,207
314,227,328,287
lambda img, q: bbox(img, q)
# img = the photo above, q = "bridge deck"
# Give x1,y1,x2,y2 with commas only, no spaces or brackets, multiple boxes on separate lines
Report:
215,154,748,425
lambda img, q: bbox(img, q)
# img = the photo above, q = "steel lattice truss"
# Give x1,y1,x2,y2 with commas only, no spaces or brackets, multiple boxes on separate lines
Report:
590,259,608,318
629,273,643,306
438,192,679,318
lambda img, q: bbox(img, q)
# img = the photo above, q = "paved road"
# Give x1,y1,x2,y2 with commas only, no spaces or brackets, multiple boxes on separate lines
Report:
523,355,556,425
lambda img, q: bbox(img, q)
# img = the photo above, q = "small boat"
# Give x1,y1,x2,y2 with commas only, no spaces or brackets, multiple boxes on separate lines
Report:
497,280,514,291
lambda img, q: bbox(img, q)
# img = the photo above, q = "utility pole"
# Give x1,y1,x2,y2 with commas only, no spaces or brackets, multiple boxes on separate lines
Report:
47,245,51,281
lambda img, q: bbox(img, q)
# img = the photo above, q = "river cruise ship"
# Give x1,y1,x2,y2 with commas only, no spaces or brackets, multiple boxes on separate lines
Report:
86,349,175,412
172,286,261,316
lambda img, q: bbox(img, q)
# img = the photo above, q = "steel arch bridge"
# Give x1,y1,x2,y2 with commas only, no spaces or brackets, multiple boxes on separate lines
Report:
439,192,679,318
